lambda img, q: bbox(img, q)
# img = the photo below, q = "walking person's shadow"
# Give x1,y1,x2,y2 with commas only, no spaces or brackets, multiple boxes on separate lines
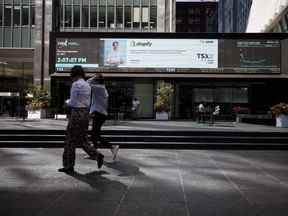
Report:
104,161,145,177
67,170,127,191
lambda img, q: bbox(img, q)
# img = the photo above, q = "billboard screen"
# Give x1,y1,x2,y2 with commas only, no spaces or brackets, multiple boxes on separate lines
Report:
56,38,218,70
55,37,281,74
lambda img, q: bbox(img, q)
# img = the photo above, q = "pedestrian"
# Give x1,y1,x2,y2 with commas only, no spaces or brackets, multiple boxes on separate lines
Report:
87,73,119,161
198,102,205,123
131,97,140,119
58,65,104,174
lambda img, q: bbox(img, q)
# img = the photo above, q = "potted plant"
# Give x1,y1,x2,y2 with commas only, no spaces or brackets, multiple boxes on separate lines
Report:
154,81,174,120
271,102,288,127
25,84,50,119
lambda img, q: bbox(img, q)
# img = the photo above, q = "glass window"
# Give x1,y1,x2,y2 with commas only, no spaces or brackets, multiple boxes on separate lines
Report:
142,7,148,22
13,5,21,26
151,0,157,6
30,29,35,47
73,0,81,5
82,5,89,27
31,5,35,26
108,0,114,6
4,27,12,47
142,0,149,6
90,6,97,27
64,0,72,4
133,7,140,28
124,6,131,28
117,0,123,6
0,4,2,26
22,5,29,26
116,6,123,28
64,5,72,27
232,87,248,103
150,6,157,29
142,8,149,30
0,28,3,46
13,27,21,47
133,7,140,22
133,0,140,6
215,88,232,103
99,6,106,27
21,27,30,47
193,88,213,103
83,0,89,5
107,6,114,28
73,5,80,27
125,0,132,4
4,5,12,26
90,0,97,5
100,0,106,6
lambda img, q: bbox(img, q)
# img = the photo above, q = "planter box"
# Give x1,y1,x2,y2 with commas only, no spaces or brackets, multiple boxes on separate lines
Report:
156,112,169,120
276,114,288,128
27,109,46,120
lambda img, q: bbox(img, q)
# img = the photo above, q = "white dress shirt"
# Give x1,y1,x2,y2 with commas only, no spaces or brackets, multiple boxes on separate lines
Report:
87,79,109,116
67,78,91,108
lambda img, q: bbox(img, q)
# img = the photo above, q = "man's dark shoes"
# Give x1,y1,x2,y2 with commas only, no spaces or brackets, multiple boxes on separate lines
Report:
97,154,104,169
58,167,74,173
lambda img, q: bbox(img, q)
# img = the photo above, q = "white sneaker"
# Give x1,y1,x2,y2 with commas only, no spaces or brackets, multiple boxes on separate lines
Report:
111,145,119,161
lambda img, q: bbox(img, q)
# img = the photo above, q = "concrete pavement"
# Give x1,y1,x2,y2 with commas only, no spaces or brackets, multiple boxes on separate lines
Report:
1,148,288,216
1,118,288,216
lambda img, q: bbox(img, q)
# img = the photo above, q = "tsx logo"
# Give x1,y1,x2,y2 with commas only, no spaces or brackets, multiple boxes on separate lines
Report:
197,53,213,60
196,53,215,64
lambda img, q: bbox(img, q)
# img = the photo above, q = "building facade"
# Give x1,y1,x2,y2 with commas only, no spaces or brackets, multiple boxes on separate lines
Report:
1,0,288,123
0,0,35,116
218,0,252,32
176,0,218,32
264,3,288,32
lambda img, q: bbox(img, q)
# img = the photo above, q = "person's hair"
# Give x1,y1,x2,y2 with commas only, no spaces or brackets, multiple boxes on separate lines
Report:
97,73,104,84
112,41,119,47
70,65,85,78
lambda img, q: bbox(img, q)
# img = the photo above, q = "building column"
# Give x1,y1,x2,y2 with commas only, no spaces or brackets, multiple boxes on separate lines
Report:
157,0,175,32
33,0,52,90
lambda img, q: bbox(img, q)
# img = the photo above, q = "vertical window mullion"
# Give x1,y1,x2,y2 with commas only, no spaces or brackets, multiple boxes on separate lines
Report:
113,0,117,29
20,0,22,46
148,0,150,31
1,1,3,46
97,0,99,29
88,0,91,29
105,0,107,29
62,0,65,29
131,0,133,29
72,0,74,28
139,0,142,30
28,0,31,47
80,0,82,29
11,0,14,47
122,0,124,30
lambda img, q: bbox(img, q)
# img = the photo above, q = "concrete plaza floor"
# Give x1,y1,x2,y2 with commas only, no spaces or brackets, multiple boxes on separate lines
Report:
1,148,288,216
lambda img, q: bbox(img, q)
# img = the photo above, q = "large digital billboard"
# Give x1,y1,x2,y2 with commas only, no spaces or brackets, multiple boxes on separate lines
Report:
54,37,281,74
56,38,218,71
